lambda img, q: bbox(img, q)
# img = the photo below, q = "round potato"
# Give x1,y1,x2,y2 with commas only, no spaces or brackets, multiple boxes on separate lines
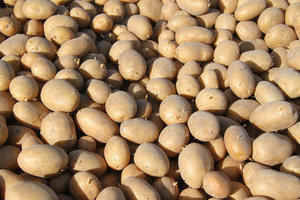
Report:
254,81,285,104
158,40,177,59
215,13,236,33
149,57,176,81
0,16,22,37
109,40,134,63
264,24,297,49
198,69,219,89
85,79,111,104
49,26,75,46
177,61,202,78
204,135,226,162
213,40,240,66
79,59,107,81
26,36,57,60
203,171,232,199
0,60,15,92
161,0,180,21
121,163,151,184
127,83,147,99
226,99,260,123
236,21,262,41
54,55,80,71
103,0,124,23
91,13,113,34
96,187,126,200
22,0,57,20
137,0,162,21
57,37,90,58
31,57,56,82
257,7,285,34
9,75,38,102
0,34,29,57
127,15,152,41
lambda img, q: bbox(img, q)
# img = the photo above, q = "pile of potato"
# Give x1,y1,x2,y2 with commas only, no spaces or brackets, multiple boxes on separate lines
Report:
0,0,300,199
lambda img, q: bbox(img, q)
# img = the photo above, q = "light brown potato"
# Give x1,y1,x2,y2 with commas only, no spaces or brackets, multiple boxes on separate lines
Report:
236,21,262,41
21,135,43,150
149,57,176,81
96,187,126,200
21,52,44,70
285,2,300,26
12,0,27,23
161,0,180,21
127,15,152,41
0,115,8,146
6,180,58,200
137,0,162,22
179,143,214,188
176,75,201,99
287,47,300,70
0,34,29,57
6,125,36,147
228,181,251,200
288,121,300,144
127,83,147,99
203,171,232,199
9,75,39,102
68,0,97,18
234,0,267,21
227,60,255,98
196,8,221,29
68,150,107,177
70,7,91,29
158,30,175,43
109,40,134,63
188,111,220,142
41,79,80,112
262,66,296,82
195,88,228,115
226,99,260,123
217,155,244,181
22,0,57,20
85,79,111,104
0,60,15,92
167,14,198,32
31,57,56,82
252,132,294,166
124,3,139,17
280,155,300,177
250,101,298,132
242,161,269,189
117,30,141,49
121,163,151,184
1,54,22,73
23,19,44,37
203,62,228,90
146,78,176,101
79,59,107,81
152,176,179,200
198,69,219,89
178,188,206,200
57,37,90,58
0,145,20,171
49,171,72,194
69,171,102,200
204,135,226,162
0,170,23,200
224,125,251,162
13,101,50,130
104,136,130,170
239,50,273,73
254,81,285,104
78,94,105,112
177,60,202,79
0,16,22,37
257,7,284,34
175,26,214,45
249,169,300,200
175,42,213,63
135,99,152,118
134,143,169,177
18,144,68,178
49,26,75,46
240,39,268,53
54,55,80,71
105,69,124,90
219,0,237,13
18,172,48,185
213,29,233,46
266,0,288,10
77,136,97,152
215,13,236,33
121,177,161,200
103,0,124,23
176,0,210,16
213,40,240,66
158,40,177,59
264,24,297,49
55,69,84,92
75,108,118,143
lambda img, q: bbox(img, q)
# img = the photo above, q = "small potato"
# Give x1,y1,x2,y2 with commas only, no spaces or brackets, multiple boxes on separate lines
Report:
250,101,298,132
158,124,190,157
226,99,260,123
9,75,39,102
91,14,113,34
6,181,58,200
31,57,56,82
146,78,176,101
118,49,146,81
254,81,285,104
0,170,23,199
198,69,219,89
175,26,214,45
69,171,102,200
179,143,214,188
252,132,294,166
288,121,300,144
188,111,220,142
195,88,228,115
105,69,124,90
158,40,177,59
167,14,197,32
13,101,50,130
121,163,151,184
227,60,255,98
265,24,297,49
215,13,236,33
197,8,221,29
134,143,169,177
54,55,80,71
177,60,202,79
86,79,111,104
213,40,240,67
240,38,268,53
219,0,238,13
121,177,160,200
124,3,139,17
287,47,300,70
18,144,68,178
55,69,84,92
0,34,29,57
21,52,44,70
152,176,179,200
239,50,273,73
0,60,15,92
41,79,80,112
149,57,176,81
103,0,124,23
176,0,210,16
70,7,91,29
57,37,90,58
203,62,228,90
109,40,134,63
96,187,126,200
75,108,118,143
177,75,201,99
127,15,152,41
224,125,251,162
135,99,152,118
104,136,130,170
0,145,20,171
178,188,206,200
68,0,97,18
159,95,191,125
13,0,27,23
203,171,232,199
79,59,107,81
204,135,226,162
0,16,22,37
217,155,244,181
49,171,72,194
257,7,285,34
280,155,300,177
161,0,180,21
23,19,44,37
236,21,262,41
175,42,213,63
22,0,57,20
117,31,141,49
127,83,147,99
213,29,233,47
68,150,107,177
49,26,75,46
249,169,300,200
234,0,267,21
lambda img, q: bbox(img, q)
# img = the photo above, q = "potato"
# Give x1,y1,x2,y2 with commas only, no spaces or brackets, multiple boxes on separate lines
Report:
22,0,57,20
19,172,48,185
20,52,43,70
31,57,56,82
127,83,147,99
0,16,22,37
204,135,226,162
175,26,214,45
196,8,221,29
176,0,210,16
203,63,228,90
280,155,300,177
137,0,162,22
135,99,152,119
239,50,273,73
109,40,134,63
100,172,120,188
250,101,298,132
229,181,251,200
0,170,23,199
134,143,169,177
1,54,22,73
117,31,141,49
167,14,197,32
149,57,176,81
257,7,284,34
195,88,227,115
265,24,297,49
6,125,36,147
77,136,96,152
0,34,29,57
213,29,232,46
161,0,180,21
176,75,201,99
288,121,300,144
23,19,44,37
121,177,161,200
242,161,270,189
203,171,232,199
254,81,285,104
0,60,15,92
121,163,151,184
158,30,175,43
214,40,240,66
175,42,213,63
285,2,300,26
68,0,97,18
0,145,20,171
69,171,102,200
234,0,267,21
249,169,300,200
215,13,236,33
227,60,255,98
70,7,91,29
219,0,237,13
9,76,38,102
6,181,58,200
178,188,206,200
286,47,300,71
57,37,90,58
240,38,268,53
217,155,244,181
85,79,111,105
96,187,126,200
252,132,294,166
103,0,124,23
217,116,240,134
49,171,72,194
118,49,146,81
54,5,70,15
127,15,152,41
49,26,75,46
177,61,202,79
236,21,262,41
158,40,177,59
55,69,84,92
226,99,260,123
152,176,178,200
21,135,43,149
105,69,124,90
224,125,251,162
124,3,138,17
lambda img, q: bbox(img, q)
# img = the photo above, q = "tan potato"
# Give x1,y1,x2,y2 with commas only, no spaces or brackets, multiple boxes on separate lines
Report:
146,78,176,101
213,40,240,66
161,0,180,21
21,135,43,149
0,60,15,92
21,52,44,70
196,8,221,29
266,0,288,10
240,38,268,53
85,79,111,104
280,155,300,177
12,0,27,23
69,171,102,200
1,54,22,73
226,99,260,123
176,0,210,16
195,88,227,115
249,169,300,200
0,115,8,146
78,94,105,112
135,99,152,118
257,7,284,34
204,135,226,162
229,181,251,200
242,161,270,189
179,143,214,188
175,42,213,63
265,24,297,49
250,101,298,132
215,13,236,33
217,116,240,134
23,19,44,37
57,37,90,58
55,69,83,92
127,83,147,99
70,7,91,29
127,15,152,41
152,176,179,200
262,66,295,82
285,2,300,26
104,136,130,170
121,163,151,184
0,34,29,57
203,62,228,90
217,155,244,181
100,172,120,188
288,121,300,144
224,125,251,162
227,60,255,98
68,0,97,18
219,0,238,13
78,59,107,81
137,0,162,21
178,188,206,200
167,14,198,32
203,171,232,199
105,69,124,90
124,3,139,17
252,132,294,166
77,136,97,152
188,111,220,142
158,29,175,43
31,57,56,82
117,30,141,49
109,40,134,63
198,69,219,89
254,81,285,104
0,170,23,199
286,47,300,70
0,16,22,37
0,145,20,171
103,0,124,23
177,60,202,79
48,171,72,194
6,180,58,200
121,177,160,200
6,125,36,147
134,143,169,177
22,0,57,20
18,144,68,178
236,21,262,41
239,50,273,73
213,29,233,46
54,55,80,71
9,75,38,102
18,172,48,185
294,10,300,39
158,40,177,59
49,26,75,46
175,26,214,45
176,75,201,99
234,0,267,21
96,187,126,200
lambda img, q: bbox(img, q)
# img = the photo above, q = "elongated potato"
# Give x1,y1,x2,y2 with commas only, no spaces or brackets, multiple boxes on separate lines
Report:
137,0,162,22
234,0,267,21
257,7,285,34
254,81,285,104
0,60,15,92
203,171,232,199
127,15,152,41
0,34,29,57
176,0,210,16
57,37,90,58
239,50,273,73
22,0,57,20
167,14,197,32
175,42,213,63
236,21,262,41
31,57,56,82
175,26,214,45
274,68,300,99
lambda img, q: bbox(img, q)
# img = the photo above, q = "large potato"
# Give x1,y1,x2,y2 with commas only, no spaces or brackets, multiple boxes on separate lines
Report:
264,24,297,49
137,0,162,21
176,0,210,16
242,161,270,188
18,144,68,178
57,37,90,58
149,57,176,81
175,42,213,63
254,81,285,104
146,78,176,101
26,36,57,60
215,13,236,33
236,21,262,41
22,0,57,20
257,7,285,34
0,34,29,57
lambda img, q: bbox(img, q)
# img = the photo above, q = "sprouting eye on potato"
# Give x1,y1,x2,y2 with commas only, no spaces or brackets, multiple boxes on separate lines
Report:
1,0,300,199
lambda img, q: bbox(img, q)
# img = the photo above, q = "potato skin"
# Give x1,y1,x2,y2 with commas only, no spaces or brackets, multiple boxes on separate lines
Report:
22,0,57,20
96,187,126,200
203,171,232,199
127,15,152,41
175,42,213,63
254,81,285,104
175,26,214,45
176,0,210,16
234,0,266,21
274,69,300,99
9,76,38,102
